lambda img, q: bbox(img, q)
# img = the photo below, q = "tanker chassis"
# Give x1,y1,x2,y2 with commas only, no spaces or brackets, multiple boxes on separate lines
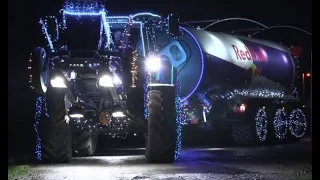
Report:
29,1,308,163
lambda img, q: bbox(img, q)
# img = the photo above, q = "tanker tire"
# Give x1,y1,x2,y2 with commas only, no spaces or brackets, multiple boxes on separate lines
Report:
145,87,177,163
231,124,255,146
40,87,72,163
72,131,98,157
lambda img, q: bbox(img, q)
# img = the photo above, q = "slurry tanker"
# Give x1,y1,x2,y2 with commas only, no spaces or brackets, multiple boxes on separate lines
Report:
29,0,308,163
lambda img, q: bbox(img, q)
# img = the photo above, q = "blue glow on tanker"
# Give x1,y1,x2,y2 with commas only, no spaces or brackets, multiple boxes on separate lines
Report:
179,27,205,102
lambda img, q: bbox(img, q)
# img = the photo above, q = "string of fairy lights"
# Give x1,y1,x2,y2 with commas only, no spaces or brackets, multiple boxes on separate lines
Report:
174,76,182,160
272,108,308,140
288,108,307,138
130,51,138,88
255,108,268,142
34,95,49,160
273,108,288,140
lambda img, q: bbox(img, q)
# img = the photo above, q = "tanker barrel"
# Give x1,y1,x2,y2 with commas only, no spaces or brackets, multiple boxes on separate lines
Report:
156,27,296,102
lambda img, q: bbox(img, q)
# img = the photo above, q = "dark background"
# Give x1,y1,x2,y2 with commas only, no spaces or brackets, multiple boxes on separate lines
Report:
8,0,312,157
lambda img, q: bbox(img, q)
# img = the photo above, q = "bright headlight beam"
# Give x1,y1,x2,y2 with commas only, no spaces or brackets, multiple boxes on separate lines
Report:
50,76,67,88
99,75,114,87
145,55,161,72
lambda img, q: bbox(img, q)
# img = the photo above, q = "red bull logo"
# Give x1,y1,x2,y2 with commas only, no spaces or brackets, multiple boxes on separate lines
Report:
231,44,268,62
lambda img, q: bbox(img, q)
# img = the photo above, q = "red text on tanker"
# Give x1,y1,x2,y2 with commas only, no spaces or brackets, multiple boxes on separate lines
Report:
231,44,267,62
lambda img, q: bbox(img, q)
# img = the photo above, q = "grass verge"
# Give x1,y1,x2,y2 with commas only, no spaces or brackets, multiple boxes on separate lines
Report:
8,165,33,180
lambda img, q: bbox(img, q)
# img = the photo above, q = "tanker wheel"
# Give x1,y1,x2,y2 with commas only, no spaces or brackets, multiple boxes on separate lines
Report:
72,131,98,157
40,86,72,163
231,107,269,146
231,124,255,146
145,86,177,163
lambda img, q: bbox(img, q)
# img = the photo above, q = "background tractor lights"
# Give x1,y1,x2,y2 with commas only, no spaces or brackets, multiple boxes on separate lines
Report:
50,76,67,88
70,71,77,80
112,105,126,117
232,103,246,113
305,73,311,77
145,55,161,72
239,104,246,112
68,105,84,118
112,111,126,118
99,75,114,87
99,74,123,87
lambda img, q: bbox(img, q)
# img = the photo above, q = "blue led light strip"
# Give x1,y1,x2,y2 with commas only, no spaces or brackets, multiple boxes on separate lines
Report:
143,72,151,120
101,10,113,49
62,5,114,49
39,19,54,52
175,76,182,160
34,95,49,161
34,96,43,160
98,18,104,49
107,16,129,19
53,17,59,42
131,12,161,19
139,22,146,57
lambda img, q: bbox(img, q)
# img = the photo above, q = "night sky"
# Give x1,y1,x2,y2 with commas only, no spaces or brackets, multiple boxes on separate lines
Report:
8,0,311,124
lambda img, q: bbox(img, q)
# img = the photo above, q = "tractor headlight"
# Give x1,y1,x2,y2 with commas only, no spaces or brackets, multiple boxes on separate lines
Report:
99,75,114,87
50,76,67,88
145,55,161,72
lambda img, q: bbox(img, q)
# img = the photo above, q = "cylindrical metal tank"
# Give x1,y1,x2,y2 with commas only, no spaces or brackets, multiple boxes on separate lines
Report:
157,27,296,102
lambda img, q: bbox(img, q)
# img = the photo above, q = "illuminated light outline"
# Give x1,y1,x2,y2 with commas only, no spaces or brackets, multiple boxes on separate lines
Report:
100,10,113,49
98,17,104,49
61,10,146,55
52,17,59,42
255,108,268,141
179,27,204,102
174,76,182,160
289,108,307,138
62,9,113,49
108,20,146,56
131,12,161,19
273,108,288,139
107,16,129,19
39,19,54,52
63,10,101,16
139,22,146,56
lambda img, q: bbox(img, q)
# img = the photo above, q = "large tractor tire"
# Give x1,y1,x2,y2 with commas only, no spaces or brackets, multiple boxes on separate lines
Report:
31,46,71,163
39,87,72,163
29,47,49,94
145,86,177,163
72,131,98,157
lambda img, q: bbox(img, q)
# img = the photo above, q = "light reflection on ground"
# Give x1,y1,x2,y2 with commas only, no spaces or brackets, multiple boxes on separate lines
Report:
21,139,311,180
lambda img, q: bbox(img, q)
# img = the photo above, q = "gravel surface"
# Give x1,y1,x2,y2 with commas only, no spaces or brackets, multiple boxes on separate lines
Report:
16,139,312,180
